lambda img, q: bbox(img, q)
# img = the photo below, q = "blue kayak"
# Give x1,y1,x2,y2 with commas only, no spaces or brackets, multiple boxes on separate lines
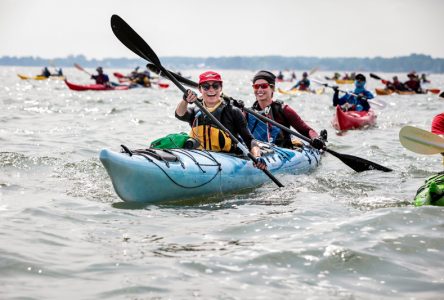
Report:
100,143,321,204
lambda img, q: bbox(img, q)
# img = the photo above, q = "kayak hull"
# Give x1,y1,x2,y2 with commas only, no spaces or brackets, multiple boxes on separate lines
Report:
335,79,354,85
414,173,444,206
332,105,377,131
100,144,321,204
18,74,64,80
375,88,416,96
277,87,324,95
64,80,129,91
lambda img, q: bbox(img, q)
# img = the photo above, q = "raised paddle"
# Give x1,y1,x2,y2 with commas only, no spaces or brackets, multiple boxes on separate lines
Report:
399,126,444,155
73,63,92,76
311,78,387,108
147,64,392,173
110,14,284,187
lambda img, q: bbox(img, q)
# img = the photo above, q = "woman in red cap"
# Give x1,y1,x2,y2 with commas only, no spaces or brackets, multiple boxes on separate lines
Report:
175,71,267,170
247,70,325,150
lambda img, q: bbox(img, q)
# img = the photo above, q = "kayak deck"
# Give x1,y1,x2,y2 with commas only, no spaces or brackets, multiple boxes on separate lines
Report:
332,105,377,131
64,79,129,91
100,144,321,204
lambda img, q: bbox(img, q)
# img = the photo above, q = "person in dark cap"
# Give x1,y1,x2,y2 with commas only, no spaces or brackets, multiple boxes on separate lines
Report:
332,73,374,111
290,71,310,91
246,70,325,150
176,70,267,170
41,67,51,77
386,76,407,91
404,72,423,93
91,67,110,85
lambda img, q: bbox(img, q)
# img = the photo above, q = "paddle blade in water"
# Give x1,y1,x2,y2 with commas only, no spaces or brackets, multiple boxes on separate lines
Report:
326,149,392,172
399,126,444,155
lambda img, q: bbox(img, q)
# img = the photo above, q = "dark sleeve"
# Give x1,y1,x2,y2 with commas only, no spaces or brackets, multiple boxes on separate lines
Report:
175,107,196,126
282,105,318,139
231,107,254,150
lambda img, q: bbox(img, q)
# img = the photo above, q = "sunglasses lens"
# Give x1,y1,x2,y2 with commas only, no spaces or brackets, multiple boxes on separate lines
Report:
201,83,220,90
253,83,270,89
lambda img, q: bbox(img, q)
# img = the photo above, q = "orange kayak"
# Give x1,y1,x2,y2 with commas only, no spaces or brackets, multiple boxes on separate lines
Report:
335,79,354,84
375,88,416,96
332,105,377,131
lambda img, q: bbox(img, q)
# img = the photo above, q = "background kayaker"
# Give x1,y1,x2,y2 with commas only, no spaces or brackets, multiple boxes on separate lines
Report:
91,67,110,85
277,71,284,81
290,71,310,91
386,76,407,91
420,73,431,84
404,72,423,93
41,67,51,77
246,70,325,150
332,73,374,112
175,70,267,170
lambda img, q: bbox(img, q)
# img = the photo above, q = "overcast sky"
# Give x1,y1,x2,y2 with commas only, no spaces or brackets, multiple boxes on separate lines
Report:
1,0,443,59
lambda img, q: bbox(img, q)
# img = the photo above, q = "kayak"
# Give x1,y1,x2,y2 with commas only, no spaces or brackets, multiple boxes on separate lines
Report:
414,172,444,206
375,88,415,96
18,74,64,80
64,79,129,91
332,105,377,131
277,87,324,96
100,143,321,204
335,79,354,85
113,73,169,88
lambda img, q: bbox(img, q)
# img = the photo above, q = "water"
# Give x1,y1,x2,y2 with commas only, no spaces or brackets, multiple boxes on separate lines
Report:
1,66,444,299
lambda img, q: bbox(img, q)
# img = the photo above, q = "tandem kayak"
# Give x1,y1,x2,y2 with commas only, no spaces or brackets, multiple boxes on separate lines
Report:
335,79,354,85
64,79,129,91
414,172,444,206
18,74,65,80
375,88,416,96
277,87,325,96
100,143,321,204
332,105,377,131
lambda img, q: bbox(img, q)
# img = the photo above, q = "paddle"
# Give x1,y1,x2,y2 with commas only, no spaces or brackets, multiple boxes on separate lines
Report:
311,78,387,108
399,126,444,155
147,64,392,173
110,14,284,187
74,63,92,76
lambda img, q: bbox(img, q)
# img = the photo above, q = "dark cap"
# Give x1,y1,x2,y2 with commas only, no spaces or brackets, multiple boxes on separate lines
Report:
355,73,366,81
253,70,276,85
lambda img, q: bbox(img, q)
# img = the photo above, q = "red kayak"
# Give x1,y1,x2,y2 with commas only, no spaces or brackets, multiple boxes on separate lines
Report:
64,80,129,91
331,105,377,131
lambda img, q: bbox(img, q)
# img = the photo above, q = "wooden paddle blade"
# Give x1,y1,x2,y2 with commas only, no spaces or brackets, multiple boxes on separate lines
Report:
146,63,198,88
370,73,382,80
326,149,392,172
399,126,444,155
110,15,160,66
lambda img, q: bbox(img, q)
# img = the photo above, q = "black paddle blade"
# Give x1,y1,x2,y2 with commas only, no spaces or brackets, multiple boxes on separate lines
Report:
146,63,198,88
369,73,382,80
326,149,392,172
110,15,161,66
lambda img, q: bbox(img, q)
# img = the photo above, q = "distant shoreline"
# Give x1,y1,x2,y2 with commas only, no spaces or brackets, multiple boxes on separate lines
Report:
1,53,443,73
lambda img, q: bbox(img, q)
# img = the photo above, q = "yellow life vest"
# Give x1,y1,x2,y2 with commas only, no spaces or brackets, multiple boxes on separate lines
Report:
189,101,232,152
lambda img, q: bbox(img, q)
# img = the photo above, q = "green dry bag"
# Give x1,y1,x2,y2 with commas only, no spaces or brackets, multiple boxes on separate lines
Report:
150,132,189,149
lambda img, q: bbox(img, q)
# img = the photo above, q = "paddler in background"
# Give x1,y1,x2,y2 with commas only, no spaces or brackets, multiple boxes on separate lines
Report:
91,67,111,86
176,71,267,170
404,72,423,93
277,71,284,81
246,70,325,150
420,73,431,84
290,71,310,91
332,73,373,111
385,76,407,91
41,67,51,77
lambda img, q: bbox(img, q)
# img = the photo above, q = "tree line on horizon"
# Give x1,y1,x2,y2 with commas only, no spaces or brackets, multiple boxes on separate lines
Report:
1,53,443,73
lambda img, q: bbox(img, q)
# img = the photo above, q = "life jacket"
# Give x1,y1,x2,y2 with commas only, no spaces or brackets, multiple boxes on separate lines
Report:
189,101,232,152
297,79,310,90
247,100,292,147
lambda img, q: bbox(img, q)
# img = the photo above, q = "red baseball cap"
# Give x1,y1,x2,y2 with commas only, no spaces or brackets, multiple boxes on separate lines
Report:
199,71,222,84
431,113,444,135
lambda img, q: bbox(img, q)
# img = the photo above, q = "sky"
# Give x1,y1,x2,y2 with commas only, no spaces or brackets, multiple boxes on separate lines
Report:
1,0,443,59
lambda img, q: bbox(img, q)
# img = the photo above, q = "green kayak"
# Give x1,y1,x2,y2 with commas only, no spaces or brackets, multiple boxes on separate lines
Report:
414,172,444,206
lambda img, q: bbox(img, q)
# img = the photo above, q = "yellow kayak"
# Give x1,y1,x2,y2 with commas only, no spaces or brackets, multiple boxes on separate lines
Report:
335,79,354,84
17,74,65,80
278,87,324,96
375,88,416,96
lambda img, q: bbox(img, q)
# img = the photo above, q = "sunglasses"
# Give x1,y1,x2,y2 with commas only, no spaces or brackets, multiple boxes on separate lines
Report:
252,83,273,90
200,82,221,91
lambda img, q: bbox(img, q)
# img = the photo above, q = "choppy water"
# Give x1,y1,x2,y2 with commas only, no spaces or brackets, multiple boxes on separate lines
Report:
1,66,443,299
